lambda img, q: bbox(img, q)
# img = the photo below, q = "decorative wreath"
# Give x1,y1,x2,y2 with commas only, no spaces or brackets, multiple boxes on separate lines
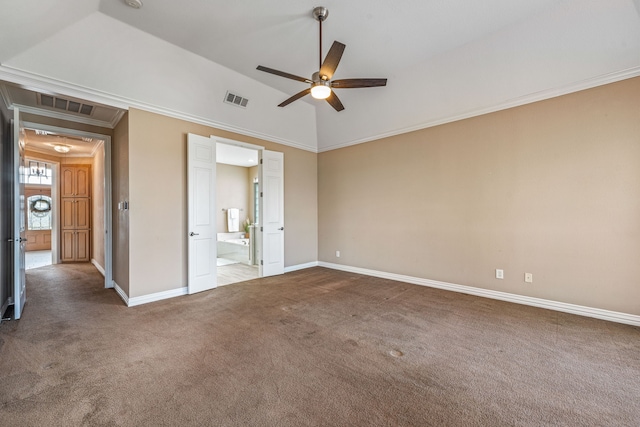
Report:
29,197,52,217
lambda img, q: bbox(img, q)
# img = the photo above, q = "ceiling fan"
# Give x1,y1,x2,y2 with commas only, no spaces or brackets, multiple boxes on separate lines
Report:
257,6,387,112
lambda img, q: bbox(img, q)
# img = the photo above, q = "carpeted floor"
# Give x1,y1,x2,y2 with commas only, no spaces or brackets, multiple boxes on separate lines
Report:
1,264,639,426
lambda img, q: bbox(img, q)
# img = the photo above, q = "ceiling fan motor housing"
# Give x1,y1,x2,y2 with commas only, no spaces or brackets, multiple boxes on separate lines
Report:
313,7,329,22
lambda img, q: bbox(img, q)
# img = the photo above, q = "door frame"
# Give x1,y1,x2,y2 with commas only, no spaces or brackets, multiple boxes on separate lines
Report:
23,121,113,289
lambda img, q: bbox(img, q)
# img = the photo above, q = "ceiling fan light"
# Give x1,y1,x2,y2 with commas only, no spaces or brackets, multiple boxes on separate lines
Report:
311,83,331,100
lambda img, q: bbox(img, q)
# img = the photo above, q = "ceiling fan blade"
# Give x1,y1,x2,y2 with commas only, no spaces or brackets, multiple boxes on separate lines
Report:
278,88,312,107
319,41,346,80
257,66,312,83
325,91,345,112
331,78,388,88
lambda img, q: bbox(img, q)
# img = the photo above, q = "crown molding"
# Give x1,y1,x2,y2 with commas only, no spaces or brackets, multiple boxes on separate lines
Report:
0,65,318,153
318,66,640,153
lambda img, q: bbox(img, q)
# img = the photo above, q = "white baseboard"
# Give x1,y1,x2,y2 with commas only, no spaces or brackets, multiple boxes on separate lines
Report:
113,281,129,306
318,262,640,327
91,259,105,277
114,262,314,308
127,287,189,307
112,281,187,307
285,261,319,273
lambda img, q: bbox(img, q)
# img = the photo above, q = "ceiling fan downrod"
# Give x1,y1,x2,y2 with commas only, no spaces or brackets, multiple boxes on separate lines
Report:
313,7,329,71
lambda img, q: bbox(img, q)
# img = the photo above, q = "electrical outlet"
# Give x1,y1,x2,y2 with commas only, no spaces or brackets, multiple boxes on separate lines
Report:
336,250,340,258
496,269,504,279
525,273,533,283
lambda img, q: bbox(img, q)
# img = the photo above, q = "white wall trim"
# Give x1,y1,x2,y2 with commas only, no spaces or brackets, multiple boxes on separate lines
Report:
91,259,105,277
318,262,640,327
113,281,129,306
318,66,640,152
127,287,189,307
0,65,318,153
284,261,319,273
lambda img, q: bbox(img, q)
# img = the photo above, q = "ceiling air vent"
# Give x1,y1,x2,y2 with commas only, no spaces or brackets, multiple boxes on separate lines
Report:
224,91,249,108
38,94,95,116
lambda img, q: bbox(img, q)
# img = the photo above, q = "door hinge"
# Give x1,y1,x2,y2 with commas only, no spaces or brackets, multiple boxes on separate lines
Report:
260,159,263,164
260,192,263,197
260,227,263,232
260,260,263,265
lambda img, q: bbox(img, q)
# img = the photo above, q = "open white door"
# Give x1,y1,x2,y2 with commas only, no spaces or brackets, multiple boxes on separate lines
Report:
187,133,217,294
259,150,284,277
12,108,26,319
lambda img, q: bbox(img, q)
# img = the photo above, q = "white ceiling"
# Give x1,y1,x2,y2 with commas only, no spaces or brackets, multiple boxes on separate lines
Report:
24,128,105,158
216,143,258,168
1,0,639,152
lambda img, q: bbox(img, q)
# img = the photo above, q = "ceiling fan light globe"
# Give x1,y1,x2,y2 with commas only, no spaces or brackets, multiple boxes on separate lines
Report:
311,84,331,100
54,144,71,153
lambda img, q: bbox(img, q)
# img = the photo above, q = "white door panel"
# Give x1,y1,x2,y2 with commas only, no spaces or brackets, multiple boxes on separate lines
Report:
260,150,284,277
13,108,26,319
187,134,217,294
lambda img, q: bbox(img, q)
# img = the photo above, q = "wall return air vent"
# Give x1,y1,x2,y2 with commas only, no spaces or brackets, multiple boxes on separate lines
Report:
38,94,94,116
224,91,249,108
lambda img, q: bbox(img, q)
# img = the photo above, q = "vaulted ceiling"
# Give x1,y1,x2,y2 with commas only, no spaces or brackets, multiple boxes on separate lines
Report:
1,0,639,152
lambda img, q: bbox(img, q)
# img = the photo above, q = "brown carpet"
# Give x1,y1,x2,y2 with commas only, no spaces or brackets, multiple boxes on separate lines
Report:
0,264,639,426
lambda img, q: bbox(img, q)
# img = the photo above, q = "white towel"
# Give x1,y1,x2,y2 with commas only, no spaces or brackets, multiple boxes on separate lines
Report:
227,208,240,232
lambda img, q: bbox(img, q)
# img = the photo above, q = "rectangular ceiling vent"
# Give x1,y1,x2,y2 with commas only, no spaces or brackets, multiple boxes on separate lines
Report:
38,94,94,116
224,91,249,108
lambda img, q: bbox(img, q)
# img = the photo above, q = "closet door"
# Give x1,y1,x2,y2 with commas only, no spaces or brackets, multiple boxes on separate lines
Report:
60,165,91,262
61,198,76,229
75,230,90,262
61,165,90,197
75,198,91,229
61,230,76,262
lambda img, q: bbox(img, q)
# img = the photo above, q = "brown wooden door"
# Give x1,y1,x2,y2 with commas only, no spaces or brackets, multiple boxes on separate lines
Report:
61,198,76,229
75,198,91,229
61,230,76,262
61,166,75,197
75,230,91,262
60,165,91,262
60,165,90,197
74,166,90,197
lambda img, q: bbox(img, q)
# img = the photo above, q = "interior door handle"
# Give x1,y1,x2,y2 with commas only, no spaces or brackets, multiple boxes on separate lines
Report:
189,232,199,236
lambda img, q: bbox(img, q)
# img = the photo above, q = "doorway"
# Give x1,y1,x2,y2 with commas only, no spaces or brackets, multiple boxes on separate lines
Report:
215,140,261,286
23,157,55,269
22,123,113,288
187,134,284,295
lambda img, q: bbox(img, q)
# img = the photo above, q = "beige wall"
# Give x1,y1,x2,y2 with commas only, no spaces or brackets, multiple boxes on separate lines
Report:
216,164,250,233
127,108,318,298
319,77,640,315
112,112,130,296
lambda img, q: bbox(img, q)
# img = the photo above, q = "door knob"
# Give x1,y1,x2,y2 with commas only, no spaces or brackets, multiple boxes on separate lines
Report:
189,232,199,236
278,227,284,231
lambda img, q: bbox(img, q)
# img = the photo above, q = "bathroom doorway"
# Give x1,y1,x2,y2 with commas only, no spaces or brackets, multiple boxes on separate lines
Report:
215,140,261,286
